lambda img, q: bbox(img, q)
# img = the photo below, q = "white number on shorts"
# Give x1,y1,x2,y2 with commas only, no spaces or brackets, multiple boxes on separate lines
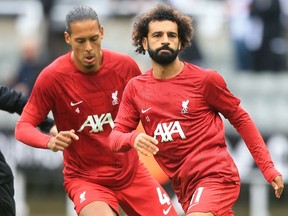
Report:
156,187,171,205
188,187,204,209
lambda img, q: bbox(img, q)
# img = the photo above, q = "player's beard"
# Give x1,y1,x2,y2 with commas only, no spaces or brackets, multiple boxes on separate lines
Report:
84,64,95,69
147,43,179,65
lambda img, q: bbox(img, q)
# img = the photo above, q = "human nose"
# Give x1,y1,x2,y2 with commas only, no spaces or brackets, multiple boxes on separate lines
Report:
161,34,169,44
85,41,92,52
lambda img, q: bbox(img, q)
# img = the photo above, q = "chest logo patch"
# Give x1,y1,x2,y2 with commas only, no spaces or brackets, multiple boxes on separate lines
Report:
181,99,189,114
70,101,83,106
112,90,119,105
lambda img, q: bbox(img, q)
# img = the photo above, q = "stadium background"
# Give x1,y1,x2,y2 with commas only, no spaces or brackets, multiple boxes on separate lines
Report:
0,0,287,215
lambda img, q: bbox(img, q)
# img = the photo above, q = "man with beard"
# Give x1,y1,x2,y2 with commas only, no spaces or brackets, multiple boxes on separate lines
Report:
15,5,178,216
109,4,284,216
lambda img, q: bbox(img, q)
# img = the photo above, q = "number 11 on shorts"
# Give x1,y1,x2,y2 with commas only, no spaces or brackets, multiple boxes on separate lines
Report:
188,187,204,210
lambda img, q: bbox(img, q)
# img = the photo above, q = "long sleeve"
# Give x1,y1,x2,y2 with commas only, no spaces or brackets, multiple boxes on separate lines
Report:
0,85,54,134
15,110,51,149
109,124,139,152
201,72,281,183
227,105,281,183
0,85,27,114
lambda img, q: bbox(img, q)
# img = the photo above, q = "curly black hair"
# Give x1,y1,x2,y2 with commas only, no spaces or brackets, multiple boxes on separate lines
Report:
132,4,193,55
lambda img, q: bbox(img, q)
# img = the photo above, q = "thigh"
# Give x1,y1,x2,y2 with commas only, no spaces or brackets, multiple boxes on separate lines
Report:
64,178,119,216
0,181,15,216
117,162,178,216
79,201,117,216
184,182,240,216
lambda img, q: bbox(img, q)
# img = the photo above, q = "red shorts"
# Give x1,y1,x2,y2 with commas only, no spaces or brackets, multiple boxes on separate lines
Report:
183,181,240,216
64,162,178,216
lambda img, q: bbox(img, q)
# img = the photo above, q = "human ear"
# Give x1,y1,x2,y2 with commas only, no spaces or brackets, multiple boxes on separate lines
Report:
64,32,71,45
100,26,104,39
142,37,148,50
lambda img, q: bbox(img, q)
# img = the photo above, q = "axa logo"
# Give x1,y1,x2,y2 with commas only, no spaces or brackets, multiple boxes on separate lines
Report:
154,121,186,142
77,113,114,133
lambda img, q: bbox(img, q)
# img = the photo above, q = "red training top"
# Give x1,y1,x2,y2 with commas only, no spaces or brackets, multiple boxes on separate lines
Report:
110,62,281,203
15,49,141,189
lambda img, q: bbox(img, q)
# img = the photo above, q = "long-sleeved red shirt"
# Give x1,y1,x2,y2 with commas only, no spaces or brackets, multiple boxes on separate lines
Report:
110,62,281,203
15,49,141,189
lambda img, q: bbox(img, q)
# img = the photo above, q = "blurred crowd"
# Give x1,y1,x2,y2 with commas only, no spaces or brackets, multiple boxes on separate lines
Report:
0,0,287,96
226,0,288,72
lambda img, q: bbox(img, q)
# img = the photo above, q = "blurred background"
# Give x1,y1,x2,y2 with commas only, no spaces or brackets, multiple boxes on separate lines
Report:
0,0,287,215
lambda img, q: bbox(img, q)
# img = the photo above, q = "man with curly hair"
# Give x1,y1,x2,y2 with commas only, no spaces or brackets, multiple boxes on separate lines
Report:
15,5,178,216
110,4,284,216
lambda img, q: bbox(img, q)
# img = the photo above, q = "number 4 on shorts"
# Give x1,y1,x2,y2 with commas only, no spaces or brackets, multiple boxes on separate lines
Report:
156,187,171,205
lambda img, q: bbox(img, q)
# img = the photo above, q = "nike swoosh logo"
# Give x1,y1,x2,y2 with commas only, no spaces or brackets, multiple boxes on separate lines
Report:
141,107,151,113
70,101,83,106
163,205,172,215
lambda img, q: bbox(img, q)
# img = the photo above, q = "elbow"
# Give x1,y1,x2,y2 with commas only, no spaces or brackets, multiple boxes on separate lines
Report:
109,140,118,152
109,130,132,152
108,130,116,151
15,119,32,143
111,143,131,152
109,132,122,152
14,122,22,142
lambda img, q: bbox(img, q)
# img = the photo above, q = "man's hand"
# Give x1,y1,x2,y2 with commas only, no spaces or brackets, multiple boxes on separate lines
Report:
49,125,58,137
134,133,159,157
47,129,79,152
271,175,284,198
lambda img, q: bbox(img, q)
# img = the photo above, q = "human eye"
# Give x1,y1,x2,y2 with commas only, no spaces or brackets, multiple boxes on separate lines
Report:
76,39,85,44
169,33,177,38
90,36,98,42
151,32,161,38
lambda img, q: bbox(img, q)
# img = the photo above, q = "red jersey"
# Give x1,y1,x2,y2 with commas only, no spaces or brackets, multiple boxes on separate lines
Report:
110,62,280,203
15,49,141,189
